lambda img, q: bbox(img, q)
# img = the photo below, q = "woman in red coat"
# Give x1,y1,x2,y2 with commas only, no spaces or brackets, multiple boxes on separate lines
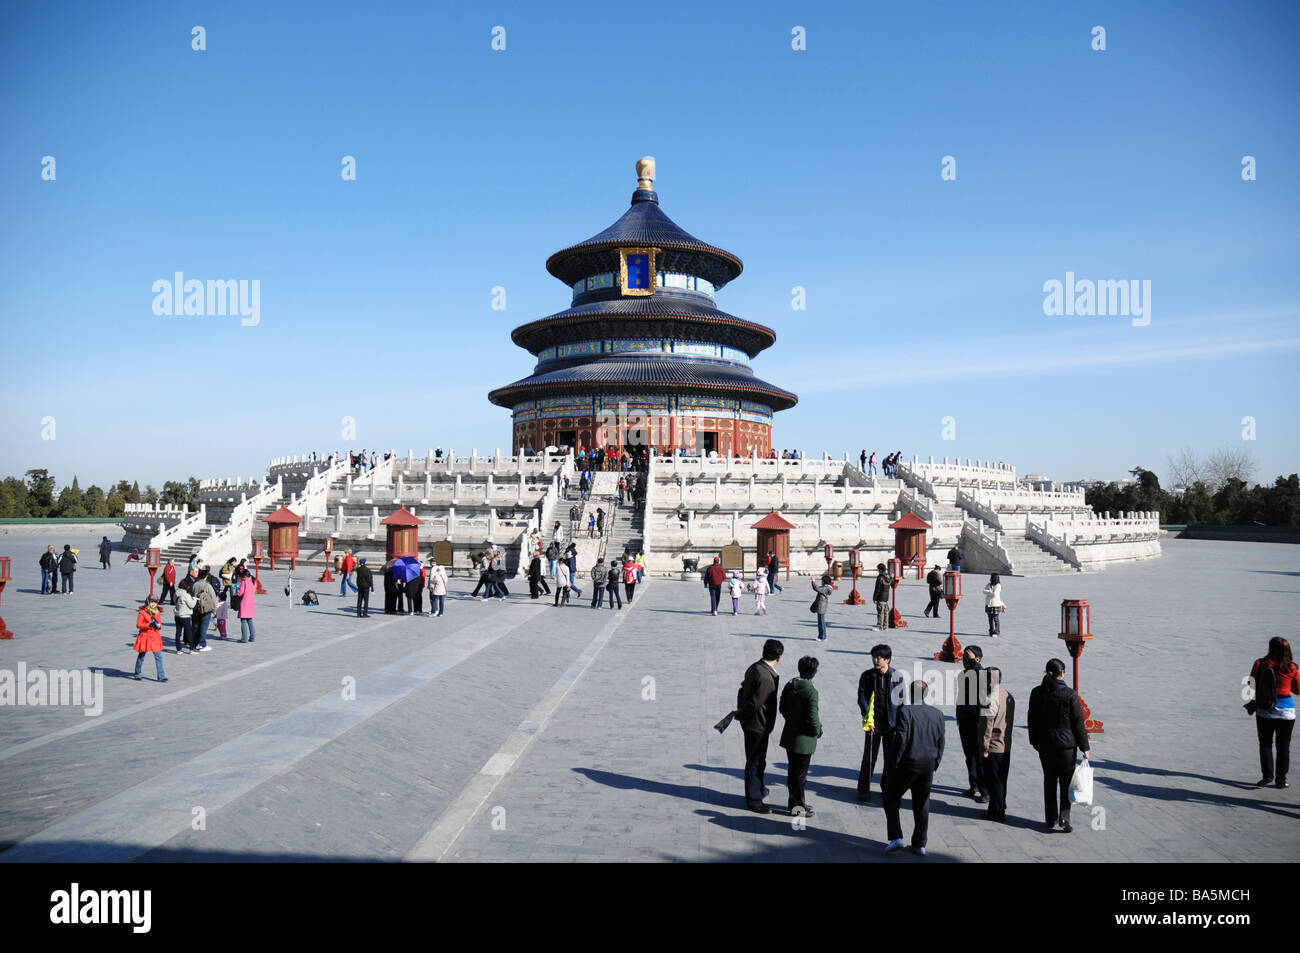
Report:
133,596,168,682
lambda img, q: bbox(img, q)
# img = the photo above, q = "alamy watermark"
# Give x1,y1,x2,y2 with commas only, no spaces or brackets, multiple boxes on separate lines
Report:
1042,272,1150,327
152,272,260,326
1,664,104,716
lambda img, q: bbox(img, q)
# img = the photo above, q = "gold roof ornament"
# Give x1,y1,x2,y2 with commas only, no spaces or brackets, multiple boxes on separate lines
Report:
636,156,656,191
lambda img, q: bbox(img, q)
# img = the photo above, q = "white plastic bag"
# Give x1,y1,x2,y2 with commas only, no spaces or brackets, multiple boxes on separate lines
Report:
1068,758,1093,805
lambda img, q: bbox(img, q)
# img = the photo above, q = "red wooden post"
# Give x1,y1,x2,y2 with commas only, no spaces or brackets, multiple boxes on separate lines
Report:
935,570,963,661
319,536,335,582
844,548,865,605
253,540,267,595
887,556,907,628
146,547,161,600
0,556,13,639
1060,598,1102,733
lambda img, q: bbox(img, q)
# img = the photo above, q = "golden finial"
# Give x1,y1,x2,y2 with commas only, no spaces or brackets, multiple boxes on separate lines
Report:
636,156,656,191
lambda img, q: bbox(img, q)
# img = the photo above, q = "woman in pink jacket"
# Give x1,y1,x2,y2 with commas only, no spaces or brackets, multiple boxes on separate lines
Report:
235,567,257,642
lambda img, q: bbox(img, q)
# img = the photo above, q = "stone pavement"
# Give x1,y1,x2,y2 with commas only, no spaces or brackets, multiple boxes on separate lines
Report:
0,527,1297,862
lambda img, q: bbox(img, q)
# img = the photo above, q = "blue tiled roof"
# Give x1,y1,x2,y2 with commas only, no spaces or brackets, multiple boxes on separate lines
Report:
487,356,798,411
545,188,743,288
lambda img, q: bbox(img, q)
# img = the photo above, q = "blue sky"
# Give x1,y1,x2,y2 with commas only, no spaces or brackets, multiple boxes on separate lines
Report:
1,0,1296,490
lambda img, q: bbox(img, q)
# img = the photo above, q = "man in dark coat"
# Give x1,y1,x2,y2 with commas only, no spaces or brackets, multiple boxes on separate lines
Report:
872,563,893,631
58,545,78,593
703,557,727,615
383,560,398,614
955,646,988,803
528,553,544,599
737,639,783,813
1028,658,1090,833
924,564,943,617
884,680,946,855
39,545,57,594
857,644,905,802
354,558,374,617
98,536,112,569
404,572,423,615
766,551,783,593
779,656,823,817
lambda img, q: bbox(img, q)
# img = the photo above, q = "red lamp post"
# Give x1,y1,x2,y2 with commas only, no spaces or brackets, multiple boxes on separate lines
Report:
0,556,13,639
252,540,267,595
844,548,865,605
146,547,161,600
1059,598,1103,733
887,556,907,628
823,543,837,590
319,536,335,583
935,570,963,662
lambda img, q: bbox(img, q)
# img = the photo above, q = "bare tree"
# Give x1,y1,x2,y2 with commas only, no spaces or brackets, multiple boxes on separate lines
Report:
1167,447,1206,489
1205,446,1256,492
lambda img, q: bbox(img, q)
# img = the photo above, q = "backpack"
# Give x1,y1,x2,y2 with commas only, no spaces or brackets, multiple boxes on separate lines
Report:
1253,658,1278,714
196,584,217,615
301,590,319,606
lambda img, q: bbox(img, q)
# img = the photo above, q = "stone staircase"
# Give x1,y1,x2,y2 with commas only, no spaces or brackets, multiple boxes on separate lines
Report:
999,535,1079,575
161,526,213,563
604,499,644,563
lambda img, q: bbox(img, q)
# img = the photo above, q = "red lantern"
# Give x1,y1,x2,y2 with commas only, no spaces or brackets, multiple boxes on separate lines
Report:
935,570,963,662
1059,599,1102,733
252,539,267,595
0,556,13,639
319,536,335,583
146,547,161,600
844,548,865,605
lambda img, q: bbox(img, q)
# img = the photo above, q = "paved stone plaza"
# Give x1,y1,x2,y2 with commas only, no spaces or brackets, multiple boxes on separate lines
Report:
0,527,1296,863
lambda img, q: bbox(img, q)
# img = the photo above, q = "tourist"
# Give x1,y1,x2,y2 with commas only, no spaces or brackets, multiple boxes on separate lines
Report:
98,536,112,570
1027,658,1090,833
980,666,1014,822
857,644,905,803
546,538,561,580
779,655,823,818
554,558,571,606
872,563,892,632
752,567,769,615
883,680,945,856
596,507,605,536
236,567,257,643
947,546,962,572
190,568,217,651
405,564,425,614
604,558,622,609
617,476,626,506
859,450,867,472
810,572,833,640
528,550,544,599
737,638,783,813
579,472,590,502
589,558,608,607
1249,636,1297,788
383,558,398,613
568,503,580,534
587,512,596,538
132,596,167,682
728,570,744,615
924,564,943,617
565,543,581,598
868,450,877,476
157,559,177,605
956,646,988,803
58,544,78,593
355,557,373,617
219,557,236,598
635,550,646,585
623,556,637,603
340,549,358,596
471,552,494,600
766,550,783,594
427,559,447,617
214,589,229,639
173,578,196,652
39,545,56,594
982,573,1006,637
703,557,726,615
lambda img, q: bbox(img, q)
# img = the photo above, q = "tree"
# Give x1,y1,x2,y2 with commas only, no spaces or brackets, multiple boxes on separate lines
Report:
1206,447,1256,493
129,481,141,504
1167,448,1206,490
83,485,110,518
0,477,30,518
144,484,159,506
25,469,55,516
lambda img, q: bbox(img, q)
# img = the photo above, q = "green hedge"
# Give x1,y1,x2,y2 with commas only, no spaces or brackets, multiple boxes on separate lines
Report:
0,518,124,524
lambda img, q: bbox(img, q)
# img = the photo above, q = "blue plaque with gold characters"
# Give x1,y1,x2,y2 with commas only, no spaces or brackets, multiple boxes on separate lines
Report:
619,247,657,296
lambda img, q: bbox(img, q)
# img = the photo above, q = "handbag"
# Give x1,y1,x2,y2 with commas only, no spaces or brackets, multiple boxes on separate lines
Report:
1068,759,1094,805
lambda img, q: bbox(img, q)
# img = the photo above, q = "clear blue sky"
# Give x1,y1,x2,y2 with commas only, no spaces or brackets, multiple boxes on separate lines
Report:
2,0,1296,491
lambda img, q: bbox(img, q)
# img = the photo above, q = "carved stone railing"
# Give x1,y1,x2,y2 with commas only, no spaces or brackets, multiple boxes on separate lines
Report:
147,504,207,551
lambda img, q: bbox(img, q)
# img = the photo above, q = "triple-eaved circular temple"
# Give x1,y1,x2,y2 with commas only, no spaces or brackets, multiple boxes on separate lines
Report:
489,157,797,456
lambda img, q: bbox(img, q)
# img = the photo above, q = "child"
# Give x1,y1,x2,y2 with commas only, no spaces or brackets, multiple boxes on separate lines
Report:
753,567,769,615
728,571,744,615
215,593,229,639
133,596,168,682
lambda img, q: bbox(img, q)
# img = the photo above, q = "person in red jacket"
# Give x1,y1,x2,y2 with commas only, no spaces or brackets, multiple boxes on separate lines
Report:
132,596,168,682
340,549,358,596
1251,636,1298,789
703,557,727,615
623,556,637,603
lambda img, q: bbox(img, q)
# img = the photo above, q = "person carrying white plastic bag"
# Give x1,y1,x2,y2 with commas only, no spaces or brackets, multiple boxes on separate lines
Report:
1028,658,1091,833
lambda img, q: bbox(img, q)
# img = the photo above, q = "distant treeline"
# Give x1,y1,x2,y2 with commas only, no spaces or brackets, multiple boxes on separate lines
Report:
1087,468,1300,527
0,470,200,519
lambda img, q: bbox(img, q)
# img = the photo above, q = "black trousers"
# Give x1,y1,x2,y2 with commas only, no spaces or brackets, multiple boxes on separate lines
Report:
159,580,177,605
742,728,771,806
884,763,934,847
984,749,1011,815
1257,717,1294,783
956,715,986,794
356,589,370,616
384,587,397,614
786,751,812,809
1039,747,1077,827
925,592,941,616
624,582,635,602
858,728,895,797
471,574,489,597
554,586,568,606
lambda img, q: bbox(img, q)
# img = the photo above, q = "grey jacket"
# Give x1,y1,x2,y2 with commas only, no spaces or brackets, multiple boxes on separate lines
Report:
810,579,833,614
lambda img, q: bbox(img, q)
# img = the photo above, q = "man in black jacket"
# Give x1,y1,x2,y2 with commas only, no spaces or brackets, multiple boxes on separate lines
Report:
354,558,373,617
1028,658,1091,833
884,680,946,855
766,551,783,593
924,564,943,617
872,564,893,631
737,639,783,813
39,546,57,594
956,646,987,803
58,545,78,593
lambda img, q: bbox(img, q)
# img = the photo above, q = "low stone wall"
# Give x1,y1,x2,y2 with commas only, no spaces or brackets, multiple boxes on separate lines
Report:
1179,525,1300,544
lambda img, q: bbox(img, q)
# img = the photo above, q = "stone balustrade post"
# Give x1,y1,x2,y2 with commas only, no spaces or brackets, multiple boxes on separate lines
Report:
370,507,379,534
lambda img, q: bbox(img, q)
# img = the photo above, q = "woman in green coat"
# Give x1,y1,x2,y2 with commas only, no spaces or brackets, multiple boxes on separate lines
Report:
779,656,824,817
